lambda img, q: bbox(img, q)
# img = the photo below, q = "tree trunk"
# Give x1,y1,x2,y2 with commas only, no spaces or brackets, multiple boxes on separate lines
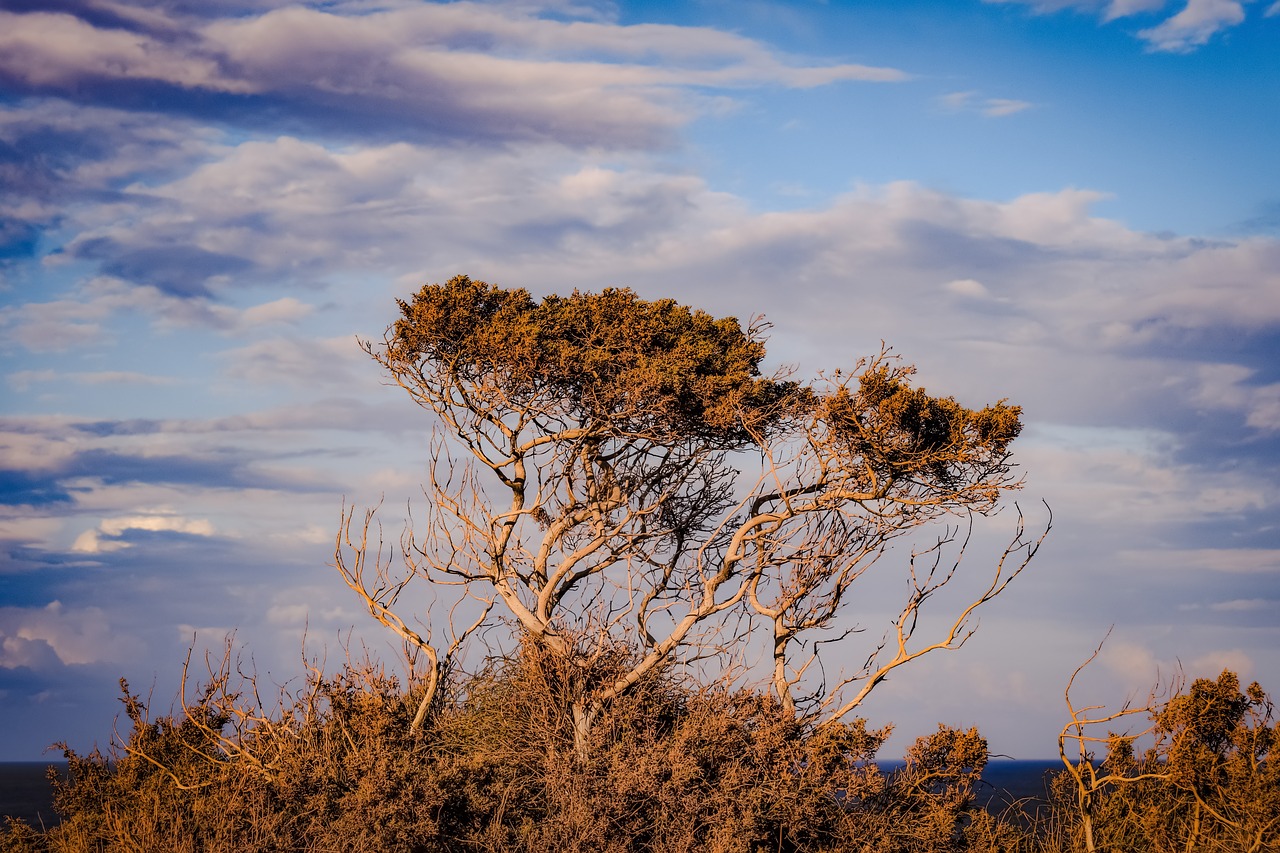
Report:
571,701,598,763
772,623,796,717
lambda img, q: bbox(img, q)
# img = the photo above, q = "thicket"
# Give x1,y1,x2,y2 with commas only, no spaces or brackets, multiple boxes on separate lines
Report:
4,658,1278,852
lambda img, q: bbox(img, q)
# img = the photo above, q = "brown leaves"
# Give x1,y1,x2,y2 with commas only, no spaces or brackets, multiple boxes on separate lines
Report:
388,275,797,444
822,358,1021,493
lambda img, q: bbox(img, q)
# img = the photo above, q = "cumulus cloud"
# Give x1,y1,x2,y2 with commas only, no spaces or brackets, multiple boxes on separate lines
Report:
0,600,143,668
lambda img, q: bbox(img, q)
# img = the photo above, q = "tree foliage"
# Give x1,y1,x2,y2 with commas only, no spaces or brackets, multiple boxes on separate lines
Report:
1055,668,1280,853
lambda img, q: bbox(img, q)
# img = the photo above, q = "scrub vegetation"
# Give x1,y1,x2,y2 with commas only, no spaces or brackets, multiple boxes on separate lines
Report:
3,658,1277,852
5,279,1276,851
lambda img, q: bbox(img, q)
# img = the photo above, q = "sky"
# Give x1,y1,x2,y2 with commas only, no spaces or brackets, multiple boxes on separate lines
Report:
1,0,1278,762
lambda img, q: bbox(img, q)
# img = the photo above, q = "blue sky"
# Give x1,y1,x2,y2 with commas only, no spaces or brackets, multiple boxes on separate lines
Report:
1,0,1278,761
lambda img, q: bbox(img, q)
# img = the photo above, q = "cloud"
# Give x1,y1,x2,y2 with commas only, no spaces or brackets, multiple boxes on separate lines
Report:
0,3,905,150
1119,548,1280,573
222,336,365,389
0,296,108,351
1106,0,1171,18
1,276,321,350
982,98,1034,117
987,0,1253,50
0,11,248,91
0,600,143,668
8,369,179,392
71,511,214,553
1138,0,1248,51
1177,362,1280,433
1188,648,1254,678
1208,598,1270,611
983,0,1167,18
940,90,1033,117
945,278,993,298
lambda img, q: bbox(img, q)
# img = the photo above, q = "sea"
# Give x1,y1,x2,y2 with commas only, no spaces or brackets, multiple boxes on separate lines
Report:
1,762,65,830
1,759,1063,831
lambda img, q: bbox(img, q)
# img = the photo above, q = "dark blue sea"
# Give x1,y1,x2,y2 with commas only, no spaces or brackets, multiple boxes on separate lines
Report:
0,762,65,830
975,760,1061,811
1,759,1061,830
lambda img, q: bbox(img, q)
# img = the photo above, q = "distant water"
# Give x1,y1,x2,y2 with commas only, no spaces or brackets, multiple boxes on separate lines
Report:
0,762,64,830
0,759,1059,832
871,758,1060,810
976,760,1061,813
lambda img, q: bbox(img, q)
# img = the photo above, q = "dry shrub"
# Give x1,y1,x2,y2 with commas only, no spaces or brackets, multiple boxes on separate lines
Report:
3,648,1025,853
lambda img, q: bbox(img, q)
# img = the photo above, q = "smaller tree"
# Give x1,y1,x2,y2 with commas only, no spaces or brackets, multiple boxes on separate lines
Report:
1056,643,1280,852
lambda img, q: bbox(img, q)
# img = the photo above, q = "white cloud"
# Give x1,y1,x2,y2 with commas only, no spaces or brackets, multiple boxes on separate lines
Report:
222,336,366,388
1138,0,1248,51
1099,640,1255,690
945,278,992,298
1181,363,1280,433
940,91,1033,117
982,98,1034,117
0,3,905,151
1209,598,1270,611
1100,638,1162,684
1119,548,1280,573
0,601,143,668
0,11,252,92
0,298,108,352
73,512,215,553
1268,0,1280,15
8,370,179,391
238,297,315,328
1105,0,1170,18
1188,649,1254,679
983,0,1167,17
2,276,322,351
987,0,1251,50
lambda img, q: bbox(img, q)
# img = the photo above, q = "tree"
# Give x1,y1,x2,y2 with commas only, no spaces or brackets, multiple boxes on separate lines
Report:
1057,656,1280,853
336,275,1045,758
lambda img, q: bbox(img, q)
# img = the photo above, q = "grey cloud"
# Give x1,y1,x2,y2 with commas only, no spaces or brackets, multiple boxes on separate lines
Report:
65,397,420,437
0,0,180,35
65,448,332,492
98,245,252,298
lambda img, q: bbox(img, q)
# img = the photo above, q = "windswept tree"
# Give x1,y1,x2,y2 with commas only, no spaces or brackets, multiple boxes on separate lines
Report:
336,275,1045,757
